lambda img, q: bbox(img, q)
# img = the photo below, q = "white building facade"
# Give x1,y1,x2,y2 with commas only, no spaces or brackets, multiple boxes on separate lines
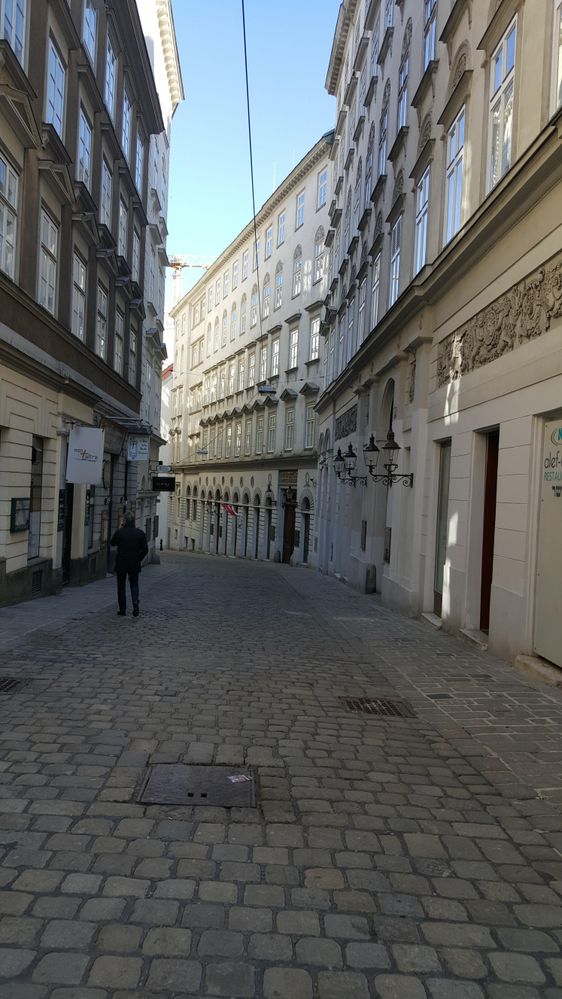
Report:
169,134,333,563
318,0,562,668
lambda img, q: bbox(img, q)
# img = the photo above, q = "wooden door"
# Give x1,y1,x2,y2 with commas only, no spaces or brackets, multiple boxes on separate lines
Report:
480,429,499,632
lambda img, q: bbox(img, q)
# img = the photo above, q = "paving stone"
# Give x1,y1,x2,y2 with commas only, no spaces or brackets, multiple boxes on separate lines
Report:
345,942,391,969
317,971,369,999
79,899,125,921
374,974,428,998
248,933,293,961
198,930,244,958
40,920,96,950
393,944,442,974
181,903,225,930
130,899,179,925
146,958,202,992
229,907,272,933
88,956,142,989
102,877,149,898
61,875,101,895
263,967,312,999
488,953,546,984
0,948,36,979
277,910,320,936
421,922,495,948
295,936,342,967
33,953,89,985
97,925,143,952
142,927,192,957
497,928,559,952
441,947,488,979
324,914,370,939
205,961,255,997
199,881,238,903
426,981,485,999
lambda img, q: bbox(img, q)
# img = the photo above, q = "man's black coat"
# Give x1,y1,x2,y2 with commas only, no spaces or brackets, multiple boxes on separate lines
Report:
110,526,149,574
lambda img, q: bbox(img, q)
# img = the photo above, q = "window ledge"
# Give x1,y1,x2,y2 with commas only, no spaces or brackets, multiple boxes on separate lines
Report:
364,73,378,108
378,25,394,65
412,60,439,110
370,173,387,203
388,125,409,163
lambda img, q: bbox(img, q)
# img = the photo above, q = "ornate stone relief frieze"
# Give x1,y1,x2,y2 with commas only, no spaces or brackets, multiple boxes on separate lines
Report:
436,259,562,386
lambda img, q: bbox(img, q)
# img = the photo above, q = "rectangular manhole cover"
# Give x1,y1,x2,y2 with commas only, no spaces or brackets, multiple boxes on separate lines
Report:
0,677,30,693
138,765,256,807
341,696,416,718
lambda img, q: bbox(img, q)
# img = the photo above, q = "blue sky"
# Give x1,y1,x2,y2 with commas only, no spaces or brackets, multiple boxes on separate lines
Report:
166,0,340,301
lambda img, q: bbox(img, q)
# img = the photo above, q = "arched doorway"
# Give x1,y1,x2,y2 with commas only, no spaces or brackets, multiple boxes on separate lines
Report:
282,486,297,563
242,492,250,557
214,489,221,555
232,492,239,556
223,491,229,556
265,495,273,560
253,495,261,559
302,497,311,563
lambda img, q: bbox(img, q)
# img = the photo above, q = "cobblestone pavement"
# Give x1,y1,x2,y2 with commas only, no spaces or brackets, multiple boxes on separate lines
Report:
0,551,561,999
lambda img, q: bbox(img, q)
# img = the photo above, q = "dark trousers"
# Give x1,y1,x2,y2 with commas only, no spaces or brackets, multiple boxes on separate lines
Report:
116,570,139,613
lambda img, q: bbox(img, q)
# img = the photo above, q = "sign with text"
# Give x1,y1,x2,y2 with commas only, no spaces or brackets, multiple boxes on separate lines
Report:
128,436,150,462
152,476,175,492
66,428,104,485
278,469,298,489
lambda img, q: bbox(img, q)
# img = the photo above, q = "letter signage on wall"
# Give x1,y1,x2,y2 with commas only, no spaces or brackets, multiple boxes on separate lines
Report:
66,428,105,485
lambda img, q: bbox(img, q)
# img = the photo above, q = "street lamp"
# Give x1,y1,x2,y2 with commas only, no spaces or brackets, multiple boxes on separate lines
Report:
333,444,367,487
365,430,414,487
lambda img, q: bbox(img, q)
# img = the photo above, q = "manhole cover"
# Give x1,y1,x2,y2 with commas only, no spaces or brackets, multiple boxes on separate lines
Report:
0,677,29,693
138,765,256,807
341,696,416,718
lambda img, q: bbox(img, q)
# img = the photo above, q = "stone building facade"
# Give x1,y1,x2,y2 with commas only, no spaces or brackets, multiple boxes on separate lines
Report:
317,0,562,667
0,0,181,605
168,133,333,564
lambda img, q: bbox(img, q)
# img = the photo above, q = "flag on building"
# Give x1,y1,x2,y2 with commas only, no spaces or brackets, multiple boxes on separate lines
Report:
222,503,238,516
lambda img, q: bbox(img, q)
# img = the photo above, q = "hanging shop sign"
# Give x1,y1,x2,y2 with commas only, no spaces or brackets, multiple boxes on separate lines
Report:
152,476,176,492
66,428,105,485
128,436,150,461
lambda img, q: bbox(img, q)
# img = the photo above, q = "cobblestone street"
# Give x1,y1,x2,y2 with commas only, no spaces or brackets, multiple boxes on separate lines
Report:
0,552,561,998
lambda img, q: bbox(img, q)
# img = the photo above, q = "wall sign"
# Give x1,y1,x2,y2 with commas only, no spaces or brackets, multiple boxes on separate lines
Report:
152,476,176,492
66,428,105,485
335,404,358,441
279,470,298,488
10,497,30,533
128,436,150,461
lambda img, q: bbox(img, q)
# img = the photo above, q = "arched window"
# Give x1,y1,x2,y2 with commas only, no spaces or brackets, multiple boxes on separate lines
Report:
378,80,390,177
344,187,352,247
250,284,258,327
274,262,283,310
292,246,302,297
313,227,325,284
353,159,362,231
262,273,271,318
206,322,212,356
213,317,219,351
186,485,191,520
230,303,237,340
365,124,375,207
221,310,228,346
240,294,247,334
192,485,198,523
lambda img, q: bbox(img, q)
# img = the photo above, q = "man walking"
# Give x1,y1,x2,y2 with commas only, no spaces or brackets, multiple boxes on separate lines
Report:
110,512,149,617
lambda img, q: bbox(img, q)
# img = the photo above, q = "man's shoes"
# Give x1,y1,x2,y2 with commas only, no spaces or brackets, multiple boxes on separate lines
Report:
117,611,126,616
133,605,139,617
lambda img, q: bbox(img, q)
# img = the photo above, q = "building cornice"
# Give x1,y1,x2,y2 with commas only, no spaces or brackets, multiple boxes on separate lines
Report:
326,0,360,96
156,0,185,112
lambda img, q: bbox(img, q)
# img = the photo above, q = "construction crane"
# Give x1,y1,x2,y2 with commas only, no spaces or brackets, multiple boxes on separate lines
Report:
168,255,214,305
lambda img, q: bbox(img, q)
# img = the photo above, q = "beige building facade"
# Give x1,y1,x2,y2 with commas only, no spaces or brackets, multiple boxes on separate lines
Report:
317,0,562,668
169,134,333,564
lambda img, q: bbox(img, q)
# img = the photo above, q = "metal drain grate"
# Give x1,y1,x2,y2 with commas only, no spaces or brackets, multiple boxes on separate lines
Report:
138,765,256,808
341,696,416,718
0,677,29,693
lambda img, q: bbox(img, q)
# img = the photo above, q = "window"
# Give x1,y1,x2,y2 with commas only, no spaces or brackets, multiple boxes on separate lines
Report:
288,327,298,369
230,304,237,340
365,127,374,206
357,278,367,344
38,208,58,314
489,19,516,189
265,224,272,258
213,317,220,350
216,425,223,458
423,0,437,70
445,106,465,242
260,344,267,381
2,0,26,64
234,421,242,457
277,209,285,245
100,159,112,227
271,337,279,376
317,167,328,208
96,282,108,359
250,285,258,327
114,308,124,374
347,300,355,362
353,163,362,231
105,35,116,119
378,107,388,176
118,196,128,257
232,259,239,289
129,328,137,383
248,352,255,386
46,38,65,136
132,228,140,282
256,415,264,454
215,279,221,306
71,252,86,340
267,413,276,453
371,252,381,326
244,418,252,455
225,424,233,457
397,58,408,129
122,88,132,160
240,295,247,334
242,249,249,280
208,286,214,311
292,248,302,297
238,357,245,392
135,134,144,193
253,238,260,271
221,311,228,346
83,0,96,62
262,275,271,318
295,190,305,228
554,0,562,110
344,188,351,247
384,0,393,29
309,317,320,360
414,167,430,273
219,366,226,398
337,314,345,374
274,264,283,309
305,403,316,449
313,231,324,284
389,216,401,306
223,269,230,298
0,154,17,279
284,408,295,451
228,360,235,394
